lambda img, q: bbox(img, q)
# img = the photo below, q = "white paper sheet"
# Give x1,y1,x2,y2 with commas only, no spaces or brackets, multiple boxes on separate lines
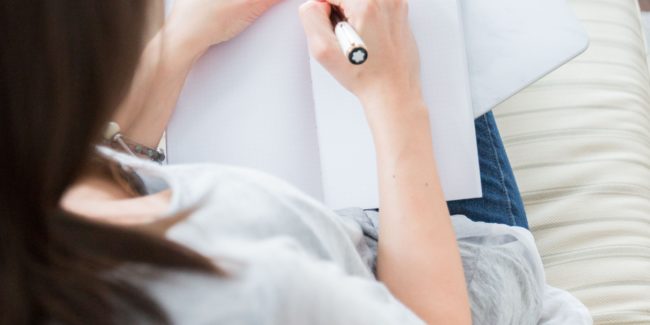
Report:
461,0,589,117
166,0,482,209
310,0,482,209
166,0,325,200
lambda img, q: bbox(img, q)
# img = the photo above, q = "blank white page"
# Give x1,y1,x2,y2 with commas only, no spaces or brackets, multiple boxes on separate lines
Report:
166,0,324,200
310,0,481,209
461,0,589,117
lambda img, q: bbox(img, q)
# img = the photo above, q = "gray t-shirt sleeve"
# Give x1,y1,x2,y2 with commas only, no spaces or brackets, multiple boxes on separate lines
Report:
264,248,426,325
135,244,425,325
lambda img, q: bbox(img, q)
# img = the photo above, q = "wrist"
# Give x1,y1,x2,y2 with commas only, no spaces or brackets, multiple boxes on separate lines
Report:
362,95,430,144
112,29,200,148
358,81,423,108
359,89,428,124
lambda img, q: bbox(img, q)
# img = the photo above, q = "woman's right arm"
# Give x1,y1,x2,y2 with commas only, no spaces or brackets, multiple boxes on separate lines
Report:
298,1,471,323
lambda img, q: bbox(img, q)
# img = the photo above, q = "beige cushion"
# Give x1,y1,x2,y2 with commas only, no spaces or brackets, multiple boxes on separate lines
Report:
493,0,650,324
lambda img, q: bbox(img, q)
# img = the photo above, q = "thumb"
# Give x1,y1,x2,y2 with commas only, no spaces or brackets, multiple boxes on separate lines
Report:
298,0,345,68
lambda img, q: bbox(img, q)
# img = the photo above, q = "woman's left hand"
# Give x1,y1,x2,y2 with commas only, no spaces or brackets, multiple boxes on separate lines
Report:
113,0,284,148
166,0,284,57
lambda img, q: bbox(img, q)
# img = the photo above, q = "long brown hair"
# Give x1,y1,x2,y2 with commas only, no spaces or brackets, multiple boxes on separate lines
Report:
0,1,216,324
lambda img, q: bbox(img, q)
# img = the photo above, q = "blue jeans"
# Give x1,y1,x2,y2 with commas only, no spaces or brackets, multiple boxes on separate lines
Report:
447,112,529,228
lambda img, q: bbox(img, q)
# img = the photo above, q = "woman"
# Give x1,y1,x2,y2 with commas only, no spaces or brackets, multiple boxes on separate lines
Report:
0,0,589,324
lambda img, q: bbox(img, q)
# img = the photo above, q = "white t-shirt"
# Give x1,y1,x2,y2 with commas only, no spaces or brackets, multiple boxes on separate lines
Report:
102,148,591,324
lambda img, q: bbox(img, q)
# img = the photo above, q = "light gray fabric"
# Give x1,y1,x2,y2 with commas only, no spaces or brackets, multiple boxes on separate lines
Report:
336,208,591,325
101,147,590,324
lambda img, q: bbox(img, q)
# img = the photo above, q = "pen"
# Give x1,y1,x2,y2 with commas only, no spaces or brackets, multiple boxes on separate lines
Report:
329,5,368,65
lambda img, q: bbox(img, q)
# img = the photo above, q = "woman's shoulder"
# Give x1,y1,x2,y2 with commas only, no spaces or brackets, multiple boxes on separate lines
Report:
162,161,338,229
129,238,424,325
154,162,373,278
105,148,375,284
100,144,328,222
123,240,312,324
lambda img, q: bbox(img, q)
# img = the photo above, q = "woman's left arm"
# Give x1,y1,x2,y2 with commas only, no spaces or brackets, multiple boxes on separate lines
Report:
113,0,283,147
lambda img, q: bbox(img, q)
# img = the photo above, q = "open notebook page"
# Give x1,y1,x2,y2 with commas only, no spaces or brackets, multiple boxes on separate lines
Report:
310,0,481,209
166,0,325,200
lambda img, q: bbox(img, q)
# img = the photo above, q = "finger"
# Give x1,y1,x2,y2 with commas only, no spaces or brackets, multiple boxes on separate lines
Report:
321,0,343,9
316,0,367,33
299,0,333,38
298,0,345,67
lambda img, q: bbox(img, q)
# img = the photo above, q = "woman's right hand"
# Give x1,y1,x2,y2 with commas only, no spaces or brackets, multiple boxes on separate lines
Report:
298,0,422,107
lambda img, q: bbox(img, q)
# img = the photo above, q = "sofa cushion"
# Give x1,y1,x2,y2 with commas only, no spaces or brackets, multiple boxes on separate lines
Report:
493,0,650,324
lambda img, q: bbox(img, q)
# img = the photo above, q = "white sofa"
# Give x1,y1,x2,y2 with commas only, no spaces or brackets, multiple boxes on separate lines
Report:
494,0,650,323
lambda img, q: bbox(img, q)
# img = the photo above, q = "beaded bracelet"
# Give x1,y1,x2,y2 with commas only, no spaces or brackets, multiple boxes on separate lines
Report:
103,122,166,163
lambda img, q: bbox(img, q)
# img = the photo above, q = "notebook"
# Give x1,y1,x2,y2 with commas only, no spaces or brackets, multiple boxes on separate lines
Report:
165,0,481,209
